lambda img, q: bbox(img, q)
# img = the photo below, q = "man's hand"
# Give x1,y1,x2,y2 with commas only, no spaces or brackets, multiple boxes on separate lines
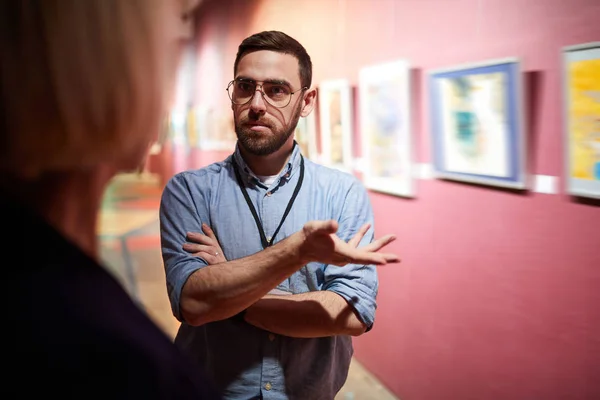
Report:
183,221,399,268
182,224,227,264
298,220,399,266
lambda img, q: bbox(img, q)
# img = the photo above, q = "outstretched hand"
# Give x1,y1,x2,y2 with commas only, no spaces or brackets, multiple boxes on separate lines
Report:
299,220,400,266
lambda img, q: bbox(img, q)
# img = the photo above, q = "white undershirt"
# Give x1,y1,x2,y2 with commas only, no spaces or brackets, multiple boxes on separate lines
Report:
255,174,279,186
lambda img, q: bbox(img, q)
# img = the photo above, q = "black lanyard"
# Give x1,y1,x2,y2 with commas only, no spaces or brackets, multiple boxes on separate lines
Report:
232,155,305,249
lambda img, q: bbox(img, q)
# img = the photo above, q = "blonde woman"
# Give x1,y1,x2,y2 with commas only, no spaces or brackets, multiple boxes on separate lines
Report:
0,1,219,398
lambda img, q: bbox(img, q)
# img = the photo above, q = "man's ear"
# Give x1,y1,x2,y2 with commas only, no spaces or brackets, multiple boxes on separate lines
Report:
300,88,317,117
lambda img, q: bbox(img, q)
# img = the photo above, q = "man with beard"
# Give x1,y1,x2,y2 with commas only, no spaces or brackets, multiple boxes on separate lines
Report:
159,31,398,400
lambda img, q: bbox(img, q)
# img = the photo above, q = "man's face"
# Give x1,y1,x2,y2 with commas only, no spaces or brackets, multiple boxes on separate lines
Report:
232,50,306,156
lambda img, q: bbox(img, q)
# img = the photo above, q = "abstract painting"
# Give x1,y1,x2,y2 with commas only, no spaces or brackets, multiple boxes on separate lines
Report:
319,79,353,173
429,58,526,189
563,42,600,199
359,59,413,197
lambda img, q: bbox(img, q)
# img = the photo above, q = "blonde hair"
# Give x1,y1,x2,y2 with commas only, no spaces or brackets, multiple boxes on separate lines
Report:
0,0,181,178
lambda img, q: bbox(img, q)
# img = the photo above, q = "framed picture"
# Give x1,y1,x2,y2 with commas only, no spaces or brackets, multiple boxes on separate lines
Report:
319,79,354,173
562,42,600,199
428,58,526,189
359,59,414,197
295,110,318,161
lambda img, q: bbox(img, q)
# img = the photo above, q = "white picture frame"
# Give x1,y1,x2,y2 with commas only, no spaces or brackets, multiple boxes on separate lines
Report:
359,59,414,197
318,79,354,173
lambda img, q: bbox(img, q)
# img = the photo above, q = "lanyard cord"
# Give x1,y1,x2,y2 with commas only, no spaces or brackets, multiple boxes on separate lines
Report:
231,155,305,249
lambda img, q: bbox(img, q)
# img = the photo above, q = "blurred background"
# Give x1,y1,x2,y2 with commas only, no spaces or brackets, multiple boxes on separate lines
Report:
99,0,600,399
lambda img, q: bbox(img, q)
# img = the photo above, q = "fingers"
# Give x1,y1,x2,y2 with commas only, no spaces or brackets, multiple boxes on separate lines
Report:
183,243,227,264
382,253,401,263
360,234,396,252
337,251,401,266
330,252,389,267
182,242,212,253
331,233,400,266
347,223,371,248
355,235,400,264
186,230,219,246
201,223,218,240
185,227,226,264
191,251,225,265
186,231,210,244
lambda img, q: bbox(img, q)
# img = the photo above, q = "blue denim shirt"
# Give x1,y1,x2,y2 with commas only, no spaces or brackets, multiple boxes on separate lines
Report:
159,143,379,400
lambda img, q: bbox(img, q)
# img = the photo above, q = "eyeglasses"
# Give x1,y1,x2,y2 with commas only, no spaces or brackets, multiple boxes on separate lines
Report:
226,79,307,108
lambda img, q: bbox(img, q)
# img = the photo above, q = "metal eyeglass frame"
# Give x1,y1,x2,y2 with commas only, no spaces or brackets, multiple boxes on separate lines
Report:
226,79,308,108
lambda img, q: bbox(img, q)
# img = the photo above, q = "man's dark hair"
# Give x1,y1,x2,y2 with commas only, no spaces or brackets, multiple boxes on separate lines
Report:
234,31,312,89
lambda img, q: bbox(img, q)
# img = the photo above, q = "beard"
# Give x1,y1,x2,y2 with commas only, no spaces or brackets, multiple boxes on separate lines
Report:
235,102,302,156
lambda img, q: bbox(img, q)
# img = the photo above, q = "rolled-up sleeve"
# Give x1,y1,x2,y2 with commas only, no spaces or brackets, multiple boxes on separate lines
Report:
322,179,379,330
159,172,210,322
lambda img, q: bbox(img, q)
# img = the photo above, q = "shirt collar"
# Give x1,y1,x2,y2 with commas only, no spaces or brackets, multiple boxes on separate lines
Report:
232,141,303,186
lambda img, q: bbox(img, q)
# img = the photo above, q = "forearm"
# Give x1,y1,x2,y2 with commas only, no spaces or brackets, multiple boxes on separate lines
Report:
244,291,367,338
180,233,307,326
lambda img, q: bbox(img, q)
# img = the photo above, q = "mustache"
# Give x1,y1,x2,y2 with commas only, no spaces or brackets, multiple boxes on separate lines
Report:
239,116,275,129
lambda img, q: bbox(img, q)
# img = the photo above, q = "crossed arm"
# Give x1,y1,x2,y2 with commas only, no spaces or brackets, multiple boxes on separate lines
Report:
244,291,367,338
160,174,397,333
184,224,374,338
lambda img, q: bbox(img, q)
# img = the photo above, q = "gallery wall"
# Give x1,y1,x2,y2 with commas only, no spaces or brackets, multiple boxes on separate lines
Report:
156,0,600,399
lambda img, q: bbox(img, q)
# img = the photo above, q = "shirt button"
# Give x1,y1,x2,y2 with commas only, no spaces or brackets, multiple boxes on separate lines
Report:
265,382,272,391
266,236,272,242
266,191,272,197
268,333,275,341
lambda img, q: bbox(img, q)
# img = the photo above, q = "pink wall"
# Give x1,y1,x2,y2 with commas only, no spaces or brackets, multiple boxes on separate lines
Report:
174,0,600,398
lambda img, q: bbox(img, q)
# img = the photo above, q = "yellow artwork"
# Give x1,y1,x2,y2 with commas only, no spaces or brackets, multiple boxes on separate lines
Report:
568,58,600,181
